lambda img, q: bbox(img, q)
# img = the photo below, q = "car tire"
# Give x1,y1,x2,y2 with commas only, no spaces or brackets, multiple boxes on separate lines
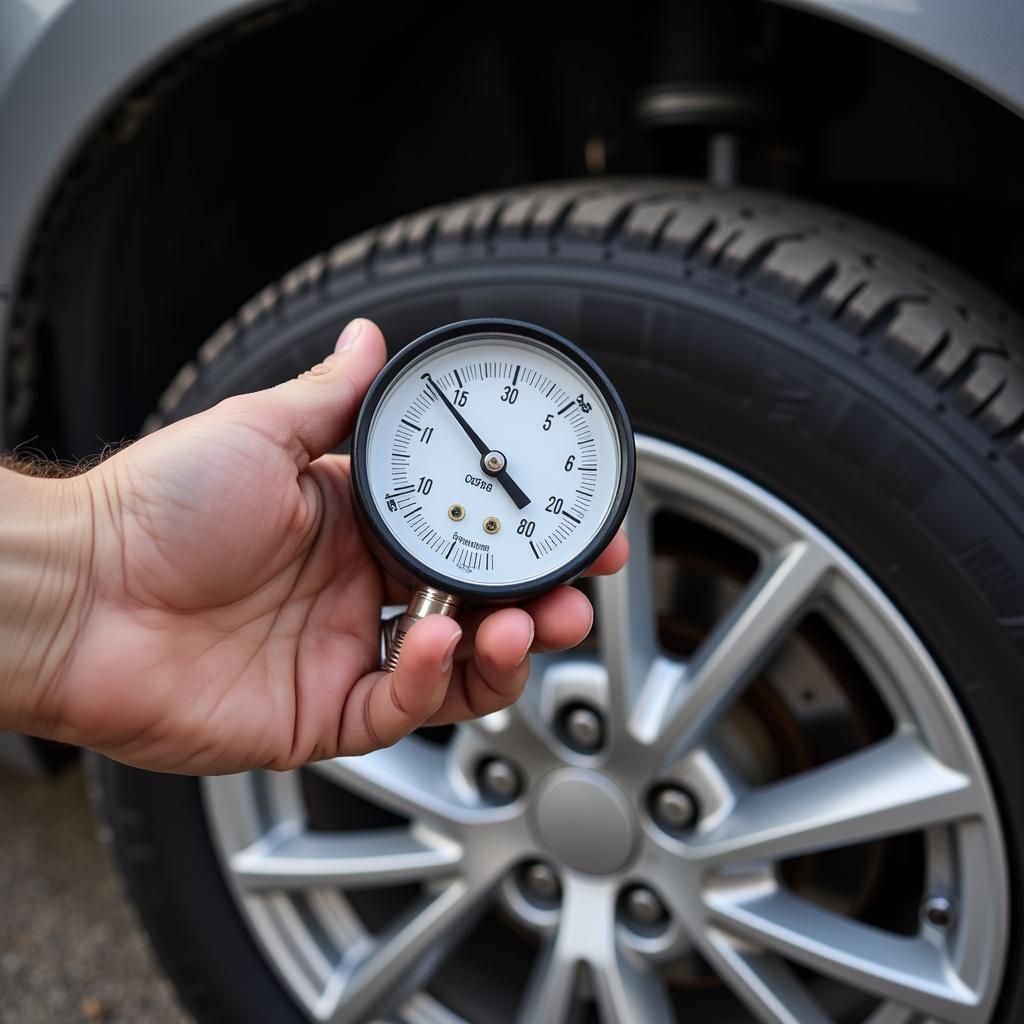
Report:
97,179,1024,1024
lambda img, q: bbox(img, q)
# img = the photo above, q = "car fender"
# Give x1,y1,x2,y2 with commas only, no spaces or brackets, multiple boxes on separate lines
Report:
779,0,1024,116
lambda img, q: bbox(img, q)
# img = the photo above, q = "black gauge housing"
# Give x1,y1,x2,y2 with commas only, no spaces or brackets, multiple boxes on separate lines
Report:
351,318,635,602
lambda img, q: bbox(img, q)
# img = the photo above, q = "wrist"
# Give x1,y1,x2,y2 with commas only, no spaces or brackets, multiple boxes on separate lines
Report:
0,465,97,737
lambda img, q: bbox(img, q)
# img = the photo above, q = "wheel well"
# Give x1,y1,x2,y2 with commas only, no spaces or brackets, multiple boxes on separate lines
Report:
9,0,1024,457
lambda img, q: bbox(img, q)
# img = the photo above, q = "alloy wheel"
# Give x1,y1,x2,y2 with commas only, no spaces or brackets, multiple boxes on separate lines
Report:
203,434,1008,1024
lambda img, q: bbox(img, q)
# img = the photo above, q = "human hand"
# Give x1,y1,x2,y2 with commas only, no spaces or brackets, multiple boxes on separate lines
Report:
11,319,626,774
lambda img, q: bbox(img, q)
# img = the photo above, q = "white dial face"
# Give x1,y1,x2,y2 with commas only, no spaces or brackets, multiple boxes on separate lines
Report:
365,335,623,589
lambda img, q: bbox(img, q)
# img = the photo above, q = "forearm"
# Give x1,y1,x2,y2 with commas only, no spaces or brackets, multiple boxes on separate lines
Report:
0,463,95,736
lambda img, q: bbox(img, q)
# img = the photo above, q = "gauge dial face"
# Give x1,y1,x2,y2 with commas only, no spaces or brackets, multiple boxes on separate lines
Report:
361,329,628,593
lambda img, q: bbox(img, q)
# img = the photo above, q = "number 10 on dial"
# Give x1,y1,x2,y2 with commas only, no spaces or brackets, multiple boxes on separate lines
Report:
351,319,636,671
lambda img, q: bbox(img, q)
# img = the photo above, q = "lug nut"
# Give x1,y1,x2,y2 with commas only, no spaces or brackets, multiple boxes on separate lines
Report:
622,886,668,929
478,758,522,803
561,704,604,752
650,785,698,834
922,892,955,928
521,861,561,906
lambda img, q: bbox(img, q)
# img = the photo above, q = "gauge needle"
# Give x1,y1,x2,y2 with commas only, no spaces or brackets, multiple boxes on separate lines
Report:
422,373,532,510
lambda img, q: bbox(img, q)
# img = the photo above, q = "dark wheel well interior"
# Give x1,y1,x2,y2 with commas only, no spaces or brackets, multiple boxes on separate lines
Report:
8,0,1024,458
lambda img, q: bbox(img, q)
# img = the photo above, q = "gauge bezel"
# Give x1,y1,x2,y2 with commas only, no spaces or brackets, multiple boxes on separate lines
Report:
351,318,636,602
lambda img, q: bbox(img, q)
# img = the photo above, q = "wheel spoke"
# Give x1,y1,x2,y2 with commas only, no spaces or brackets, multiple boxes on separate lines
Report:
698,928,831,1024
591,946,675,1024
306,736,486,830
707,886,982,1023
516,939,579,1024
653,541,830,758
690,732,976,865
317,876,495,1023
459,698,562,768
535,876,674,1024
229,825,462,892
593,486,660,732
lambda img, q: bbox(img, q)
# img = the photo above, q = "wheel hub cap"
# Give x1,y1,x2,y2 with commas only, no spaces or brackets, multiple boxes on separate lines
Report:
531,769,637,874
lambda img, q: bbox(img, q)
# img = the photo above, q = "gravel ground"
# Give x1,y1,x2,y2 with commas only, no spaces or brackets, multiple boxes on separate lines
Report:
0,761,189,1024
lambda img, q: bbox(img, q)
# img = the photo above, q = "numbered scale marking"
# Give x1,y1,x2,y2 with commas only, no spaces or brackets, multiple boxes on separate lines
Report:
353,320,635,603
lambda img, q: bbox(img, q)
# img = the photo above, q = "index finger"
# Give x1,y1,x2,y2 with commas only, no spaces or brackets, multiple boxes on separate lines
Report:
581,529,628,577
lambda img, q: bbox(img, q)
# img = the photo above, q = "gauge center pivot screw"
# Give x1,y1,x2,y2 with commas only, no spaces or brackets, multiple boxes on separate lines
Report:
381,587,461,673
483,451,506,474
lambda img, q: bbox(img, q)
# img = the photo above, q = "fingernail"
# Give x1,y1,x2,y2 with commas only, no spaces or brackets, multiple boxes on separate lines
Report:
441,629,462,673
518,620,536,665
335,318,365,353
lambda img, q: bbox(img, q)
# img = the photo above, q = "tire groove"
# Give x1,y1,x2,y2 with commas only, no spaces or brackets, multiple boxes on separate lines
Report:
830,280,868,322
737,233,804,280
971,377,1008,420
798,262,839,305
647,206,677,251
546,197,579,246
858,296,928,339
709,227,743,268
602,201,639,247
682,216,718,260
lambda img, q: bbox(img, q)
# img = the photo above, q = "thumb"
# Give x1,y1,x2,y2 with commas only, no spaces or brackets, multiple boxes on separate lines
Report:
335,615,463,756
251,318,387,463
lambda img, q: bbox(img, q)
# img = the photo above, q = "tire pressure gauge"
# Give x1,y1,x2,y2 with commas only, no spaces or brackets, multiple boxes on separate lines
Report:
351,319,635,671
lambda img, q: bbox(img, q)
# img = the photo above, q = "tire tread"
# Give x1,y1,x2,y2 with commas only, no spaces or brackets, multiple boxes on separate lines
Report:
153,179,1024,454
